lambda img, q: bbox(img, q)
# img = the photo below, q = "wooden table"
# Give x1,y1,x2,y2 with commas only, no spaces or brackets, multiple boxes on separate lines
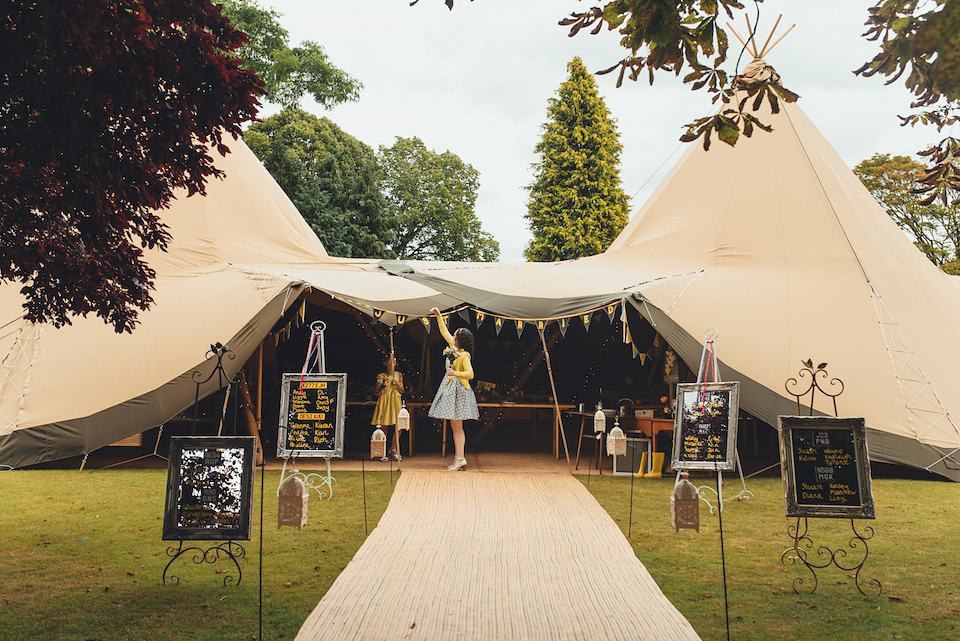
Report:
350,401,575,458
569,411,675,472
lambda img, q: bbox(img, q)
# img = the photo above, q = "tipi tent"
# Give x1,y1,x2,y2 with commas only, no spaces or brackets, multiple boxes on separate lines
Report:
4,68,960,480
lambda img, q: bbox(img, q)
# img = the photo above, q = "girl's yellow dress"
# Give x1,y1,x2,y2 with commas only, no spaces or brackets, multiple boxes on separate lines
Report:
372,371,403,426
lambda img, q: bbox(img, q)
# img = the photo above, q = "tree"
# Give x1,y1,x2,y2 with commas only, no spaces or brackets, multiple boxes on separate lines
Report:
245,108,389,258
427,1,960,207
1,0,263,332
524,57,629,262
218,0,361,108
854,153,960,272
378,137,499,262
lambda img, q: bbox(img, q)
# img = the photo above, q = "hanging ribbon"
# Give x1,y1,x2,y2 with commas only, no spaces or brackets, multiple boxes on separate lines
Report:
695,328,721,410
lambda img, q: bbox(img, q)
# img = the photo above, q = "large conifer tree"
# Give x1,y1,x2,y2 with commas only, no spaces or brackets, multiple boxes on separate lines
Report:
524,56,629,261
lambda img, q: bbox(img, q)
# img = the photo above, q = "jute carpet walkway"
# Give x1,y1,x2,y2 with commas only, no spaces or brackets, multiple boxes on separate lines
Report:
296,471,702,641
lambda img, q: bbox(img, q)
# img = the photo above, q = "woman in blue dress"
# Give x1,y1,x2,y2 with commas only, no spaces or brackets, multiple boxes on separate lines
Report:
428,307,479,471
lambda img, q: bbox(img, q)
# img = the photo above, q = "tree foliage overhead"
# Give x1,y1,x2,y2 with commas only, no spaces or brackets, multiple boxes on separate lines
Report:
378,137,499,262
1,0,263,332
218,0,361,108
854,153,960,273
426,0,960,208
524,57,629,262
245,108,389,258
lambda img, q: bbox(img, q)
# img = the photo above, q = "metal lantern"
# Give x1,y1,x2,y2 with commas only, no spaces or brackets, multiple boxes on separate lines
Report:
593,403,607,434
607,418,627,457
397,404,410,431
278,474,308,530
670,472,700,532
370,425,387,460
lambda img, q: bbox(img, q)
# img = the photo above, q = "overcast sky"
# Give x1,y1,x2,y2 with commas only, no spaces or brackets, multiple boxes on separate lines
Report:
259,0,943,261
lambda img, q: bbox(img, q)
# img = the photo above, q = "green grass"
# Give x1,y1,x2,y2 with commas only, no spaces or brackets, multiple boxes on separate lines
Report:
579,472,960,641
2,468,959,640
0,468,395,641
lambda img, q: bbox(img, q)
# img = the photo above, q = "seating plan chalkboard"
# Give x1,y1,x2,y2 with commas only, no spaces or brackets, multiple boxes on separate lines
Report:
671,382,740,471
778,416,875,519
277,373,347,459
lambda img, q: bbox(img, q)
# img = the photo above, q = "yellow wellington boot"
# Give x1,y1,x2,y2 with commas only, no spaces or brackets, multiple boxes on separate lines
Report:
633,451,649,478
643,452,665,478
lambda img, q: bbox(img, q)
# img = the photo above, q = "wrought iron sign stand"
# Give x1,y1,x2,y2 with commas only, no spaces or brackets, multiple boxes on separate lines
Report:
779,360,881,596
161,345,251,586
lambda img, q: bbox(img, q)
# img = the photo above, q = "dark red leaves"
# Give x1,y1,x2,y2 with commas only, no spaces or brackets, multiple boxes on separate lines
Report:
0,0,265,332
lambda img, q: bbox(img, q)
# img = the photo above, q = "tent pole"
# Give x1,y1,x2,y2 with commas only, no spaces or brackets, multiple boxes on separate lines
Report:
540,329,570,465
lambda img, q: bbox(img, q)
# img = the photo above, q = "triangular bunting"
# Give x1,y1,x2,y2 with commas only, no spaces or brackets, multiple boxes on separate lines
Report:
515,320,525,338
299,302,306,324
475,311,486,328
494,317,504,335
606,302,618,323
373,309,385,322
420,317,431,332
558,317,569,337
536,319,547,338
396,315,407,326
582,312,592,331
639,353,647,365
458,308,471,322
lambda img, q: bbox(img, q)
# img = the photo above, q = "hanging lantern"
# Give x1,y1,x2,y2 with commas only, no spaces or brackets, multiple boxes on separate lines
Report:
670,472,700,532
278,474,309,530
593,403,607,434
397,404,410,432
607,417,626,457
370,426,387,460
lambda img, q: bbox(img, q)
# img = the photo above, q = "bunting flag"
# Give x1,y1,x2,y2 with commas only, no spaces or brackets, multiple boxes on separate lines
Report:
475,311,486,328
621,303,630,344
558,317,569,336
494,317,504,335
639,352,647,365
515,319,525,338
373,309,385,322
298,301,306,324
420,316,431,332
536,319,547,338
582,312,592,332
606,302,618,323
458,308,471,322
396,315,407,326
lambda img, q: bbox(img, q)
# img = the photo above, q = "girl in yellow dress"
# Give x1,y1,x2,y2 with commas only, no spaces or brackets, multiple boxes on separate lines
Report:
372,354,404,461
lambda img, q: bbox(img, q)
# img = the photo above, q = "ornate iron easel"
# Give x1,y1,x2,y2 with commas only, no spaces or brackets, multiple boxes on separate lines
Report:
163,345,247,585
779,360,881,596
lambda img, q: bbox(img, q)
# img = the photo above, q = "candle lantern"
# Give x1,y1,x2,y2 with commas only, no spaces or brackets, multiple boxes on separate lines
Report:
370,425,387,460
397,404,410,432
593,402,607,434
670,472,700,532
278,474,308,530
607,417,627,457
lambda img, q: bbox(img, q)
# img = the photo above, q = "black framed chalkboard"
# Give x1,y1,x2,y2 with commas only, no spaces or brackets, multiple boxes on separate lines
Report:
670,381,740,471
277,373,347,459
162,436,256,541
779,416,875,519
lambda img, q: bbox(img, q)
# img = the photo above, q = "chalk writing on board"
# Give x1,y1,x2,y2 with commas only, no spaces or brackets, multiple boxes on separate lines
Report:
671,382,739,471
278,373,347,459
778,416,875,519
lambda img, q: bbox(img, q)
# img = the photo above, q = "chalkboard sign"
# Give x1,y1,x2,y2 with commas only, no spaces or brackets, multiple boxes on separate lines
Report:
779,416,874,519
277,373,347,459
162,437,255,541
670,381,739,471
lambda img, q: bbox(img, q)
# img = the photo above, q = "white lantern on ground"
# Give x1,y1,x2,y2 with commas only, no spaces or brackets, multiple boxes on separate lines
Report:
397,404,410,431
370,426,387,460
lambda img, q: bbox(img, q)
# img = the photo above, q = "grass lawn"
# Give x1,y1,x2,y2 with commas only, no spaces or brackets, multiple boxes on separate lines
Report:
1,467,958,640
581,472,960,641
0,468,395,641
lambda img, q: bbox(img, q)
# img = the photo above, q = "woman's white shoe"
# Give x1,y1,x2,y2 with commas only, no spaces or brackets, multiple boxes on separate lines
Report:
447,457,467,471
